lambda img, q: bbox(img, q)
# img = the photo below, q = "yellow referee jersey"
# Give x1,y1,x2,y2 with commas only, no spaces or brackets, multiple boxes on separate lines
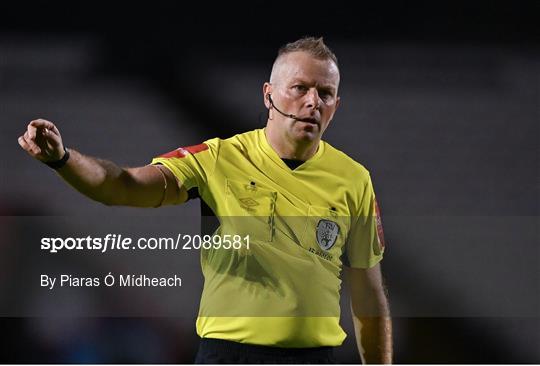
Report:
151,128,385,347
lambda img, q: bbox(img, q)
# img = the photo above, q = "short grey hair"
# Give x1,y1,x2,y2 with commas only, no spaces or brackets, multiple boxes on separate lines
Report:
270,36,339,83
277,36,338,65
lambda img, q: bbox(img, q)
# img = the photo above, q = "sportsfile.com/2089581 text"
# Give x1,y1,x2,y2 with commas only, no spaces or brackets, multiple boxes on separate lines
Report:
40,234,251,253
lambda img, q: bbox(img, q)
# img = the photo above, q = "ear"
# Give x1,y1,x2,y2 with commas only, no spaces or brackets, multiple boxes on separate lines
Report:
263,82,272,109
327,96,341,126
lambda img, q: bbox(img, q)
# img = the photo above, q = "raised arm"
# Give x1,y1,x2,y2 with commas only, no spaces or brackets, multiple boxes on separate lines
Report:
18,119,187,207
347,263,393,364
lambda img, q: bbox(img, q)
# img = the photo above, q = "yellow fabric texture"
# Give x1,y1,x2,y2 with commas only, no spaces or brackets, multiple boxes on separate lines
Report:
151,128,384,347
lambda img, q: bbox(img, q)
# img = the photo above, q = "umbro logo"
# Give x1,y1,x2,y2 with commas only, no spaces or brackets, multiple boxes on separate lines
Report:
239,198,259,207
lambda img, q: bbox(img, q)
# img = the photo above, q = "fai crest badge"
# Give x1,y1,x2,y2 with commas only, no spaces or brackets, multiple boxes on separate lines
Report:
316,219,340,251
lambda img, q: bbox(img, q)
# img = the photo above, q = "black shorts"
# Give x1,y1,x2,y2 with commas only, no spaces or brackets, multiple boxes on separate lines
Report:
194,338,337,364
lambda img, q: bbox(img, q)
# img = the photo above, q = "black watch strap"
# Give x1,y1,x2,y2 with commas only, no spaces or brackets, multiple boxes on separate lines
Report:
45,147,70,170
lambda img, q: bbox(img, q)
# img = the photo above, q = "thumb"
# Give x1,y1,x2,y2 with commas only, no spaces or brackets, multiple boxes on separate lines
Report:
43,127,62,146
39,128,65,160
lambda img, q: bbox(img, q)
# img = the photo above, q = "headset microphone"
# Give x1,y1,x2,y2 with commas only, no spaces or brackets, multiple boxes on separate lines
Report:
267,94,300,120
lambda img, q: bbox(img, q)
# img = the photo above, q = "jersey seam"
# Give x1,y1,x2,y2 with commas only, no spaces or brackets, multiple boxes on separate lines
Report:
200,138,221,198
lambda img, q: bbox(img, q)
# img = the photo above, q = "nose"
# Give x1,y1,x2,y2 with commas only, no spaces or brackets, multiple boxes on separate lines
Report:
305,88,320,110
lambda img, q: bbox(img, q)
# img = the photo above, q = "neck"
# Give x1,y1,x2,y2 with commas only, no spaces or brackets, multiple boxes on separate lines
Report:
265,122,320,161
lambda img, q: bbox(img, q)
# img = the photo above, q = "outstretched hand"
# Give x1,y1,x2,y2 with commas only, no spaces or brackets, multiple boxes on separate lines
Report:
18,119,65,162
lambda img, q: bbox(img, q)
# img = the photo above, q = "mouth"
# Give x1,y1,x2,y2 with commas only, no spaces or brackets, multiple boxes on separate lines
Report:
296,117,319,125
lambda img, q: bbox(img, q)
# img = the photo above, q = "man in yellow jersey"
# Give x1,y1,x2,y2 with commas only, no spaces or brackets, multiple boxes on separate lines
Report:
18,37,392,364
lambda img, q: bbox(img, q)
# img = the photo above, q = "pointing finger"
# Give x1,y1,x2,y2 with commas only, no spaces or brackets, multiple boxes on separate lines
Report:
27,123,37,139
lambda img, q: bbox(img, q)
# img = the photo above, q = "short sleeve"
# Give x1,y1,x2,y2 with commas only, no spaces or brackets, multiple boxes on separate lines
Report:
345,174,386,269
150,138,219,192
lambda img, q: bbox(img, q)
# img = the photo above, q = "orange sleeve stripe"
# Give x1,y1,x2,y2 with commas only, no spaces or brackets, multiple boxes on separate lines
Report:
375,199,386,250
158,143,209,158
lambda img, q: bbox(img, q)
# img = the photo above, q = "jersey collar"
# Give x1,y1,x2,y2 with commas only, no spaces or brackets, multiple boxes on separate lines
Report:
258,128,325,172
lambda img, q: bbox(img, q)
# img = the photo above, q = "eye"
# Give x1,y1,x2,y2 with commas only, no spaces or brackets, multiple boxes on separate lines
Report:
292,85,308,93
319,90,334,102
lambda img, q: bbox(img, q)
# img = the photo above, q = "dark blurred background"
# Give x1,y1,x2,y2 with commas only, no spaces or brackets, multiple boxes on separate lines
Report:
0,0,538,363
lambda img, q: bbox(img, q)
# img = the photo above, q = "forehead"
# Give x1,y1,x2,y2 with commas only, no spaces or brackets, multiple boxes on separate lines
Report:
274,51,340,87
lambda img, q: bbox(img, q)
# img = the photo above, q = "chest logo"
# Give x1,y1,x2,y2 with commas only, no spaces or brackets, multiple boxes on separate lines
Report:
239,198,259,207
316,219,340,251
